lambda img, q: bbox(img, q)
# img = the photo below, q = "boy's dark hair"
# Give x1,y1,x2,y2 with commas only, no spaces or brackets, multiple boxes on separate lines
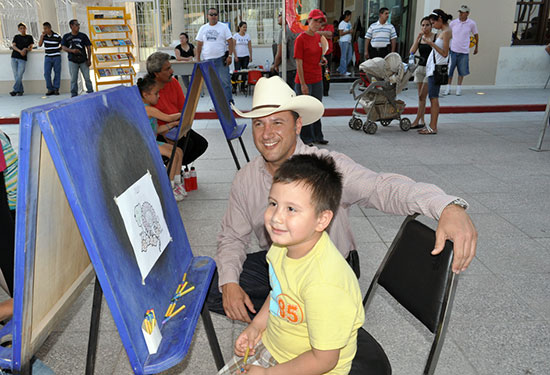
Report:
136,74,157,97
17,23,27,28
379,7,389,14
43,22,52,28
273,154,343,215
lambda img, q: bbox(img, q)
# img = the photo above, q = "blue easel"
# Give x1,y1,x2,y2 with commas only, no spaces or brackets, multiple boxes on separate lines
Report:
0,86,224,374
164,61,250,170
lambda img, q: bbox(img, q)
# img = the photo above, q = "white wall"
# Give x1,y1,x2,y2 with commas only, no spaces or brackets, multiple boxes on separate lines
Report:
496,46,550,88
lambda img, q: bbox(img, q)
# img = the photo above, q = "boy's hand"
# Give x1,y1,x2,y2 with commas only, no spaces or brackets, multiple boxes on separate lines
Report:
222,283,256,323
234,325,262,356
241,364,267,374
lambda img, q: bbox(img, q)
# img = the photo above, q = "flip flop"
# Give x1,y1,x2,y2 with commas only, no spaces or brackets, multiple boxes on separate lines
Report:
410,123,425,129
418,126,437,135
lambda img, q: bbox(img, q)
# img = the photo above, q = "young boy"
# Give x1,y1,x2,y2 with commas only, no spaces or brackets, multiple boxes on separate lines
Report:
219,154,364,375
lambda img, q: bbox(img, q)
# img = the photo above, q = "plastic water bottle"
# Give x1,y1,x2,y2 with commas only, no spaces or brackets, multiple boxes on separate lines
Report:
265,59,270,71
183,167,191,192
408,53,415,66
190,167,198,191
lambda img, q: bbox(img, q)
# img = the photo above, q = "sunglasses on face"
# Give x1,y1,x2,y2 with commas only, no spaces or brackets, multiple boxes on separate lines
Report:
208,13,218,16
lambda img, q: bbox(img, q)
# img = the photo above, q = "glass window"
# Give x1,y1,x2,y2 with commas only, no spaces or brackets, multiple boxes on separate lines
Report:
512,0,550,45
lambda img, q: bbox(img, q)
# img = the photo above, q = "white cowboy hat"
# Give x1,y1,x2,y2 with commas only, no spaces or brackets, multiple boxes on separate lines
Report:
231,76,324,125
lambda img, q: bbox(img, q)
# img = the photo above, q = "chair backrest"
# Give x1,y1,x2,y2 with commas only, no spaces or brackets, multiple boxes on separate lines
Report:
363,215,458,375
248,70,263,84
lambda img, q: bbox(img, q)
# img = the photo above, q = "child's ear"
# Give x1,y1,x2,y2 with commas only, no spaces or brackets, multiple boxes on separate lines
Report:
315,210,334,232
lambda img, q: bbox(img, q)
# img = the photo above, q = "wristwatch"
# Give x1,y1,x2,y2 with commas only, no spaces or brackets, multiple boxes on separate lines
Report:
447,198,469,210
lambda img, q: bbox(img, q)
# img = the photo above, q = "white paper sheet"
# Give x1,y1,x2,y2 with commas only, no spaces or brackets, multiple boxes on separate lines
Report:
114,171,171,282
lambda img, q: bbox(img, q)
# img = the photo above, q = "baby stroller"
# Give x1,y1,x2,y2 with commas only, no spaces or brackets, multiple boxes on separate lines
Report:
349,52,417,134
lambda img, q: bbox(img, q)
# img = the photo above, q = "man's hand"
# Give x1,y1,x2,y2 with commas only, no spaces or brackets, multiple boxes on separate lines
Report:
222,283,256,322
226,55,232,66
86,58,91,67
320,56,328,66
301,83,309,95
433,204,477,273
473,46,478,55
364,52,369,60
20,49,27,56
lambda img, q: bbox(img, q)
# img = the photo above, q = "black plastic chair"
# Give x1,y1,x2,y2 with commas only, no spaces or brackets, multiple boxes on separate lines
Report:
350,215,458,375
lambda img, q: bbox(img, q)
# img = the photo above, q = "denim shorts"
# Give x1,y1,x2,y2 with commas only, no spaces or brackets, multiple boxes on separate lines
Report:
449,50,469,77
428,75,440,99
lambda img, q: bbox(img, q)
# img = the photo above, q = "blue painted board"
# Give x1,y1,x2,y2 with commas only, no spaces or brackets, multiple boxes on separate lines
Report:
6,86,216,374
164,61,246,142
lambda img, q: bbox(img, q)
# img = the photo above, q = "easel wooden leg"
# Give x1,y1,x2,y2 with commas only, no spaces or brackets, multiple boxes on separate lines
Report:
85,278,103,375
226,140,241,170
238,137,250,163
201,302,225,370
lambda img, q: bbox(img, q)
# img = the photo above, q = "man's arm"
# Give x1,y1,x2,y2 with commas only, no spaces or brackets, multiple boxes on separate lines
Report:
364,38,371,59
195,40,203,61
335,153,476,272
216,173,257,321
38,33,45,47
390,38,397,52
546,43,550,55
272,43,282,72
226,37,234,66
473,33,479,55
86,44,92,66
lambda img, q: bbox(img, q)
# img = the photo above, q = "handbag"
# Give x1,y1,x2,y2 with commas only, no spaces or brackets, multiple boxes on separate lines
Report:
432,51,448,85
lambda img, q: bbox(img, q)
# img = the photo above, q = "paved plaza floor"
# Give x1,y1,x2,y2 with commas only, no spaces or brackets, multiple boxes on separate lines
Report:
0,85,549,374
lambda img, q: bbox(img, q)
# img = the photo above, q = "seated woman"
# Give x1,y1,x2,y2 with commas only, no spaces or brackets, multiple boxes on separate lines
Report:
137,75,186,201
174,32,195,89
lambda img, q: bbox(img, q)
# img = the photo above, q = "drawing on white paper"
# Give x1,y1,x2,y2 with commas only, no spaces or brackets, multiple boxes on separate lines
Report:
115,171,171,281
134,201,163,252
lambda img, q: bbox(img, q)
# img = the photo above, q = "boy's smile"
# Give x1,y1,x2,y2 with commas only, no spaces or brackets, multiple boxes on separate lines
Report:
264,181,330,258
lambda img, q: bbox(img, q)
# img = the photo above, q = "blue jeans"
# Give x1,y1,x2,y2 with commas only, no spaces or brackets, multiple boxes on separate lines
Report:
68,61,94,96
338,41,352,74
206,56,233,104
295,80,324,143
449,50,470,77
11,58,26,93
44,55,61,91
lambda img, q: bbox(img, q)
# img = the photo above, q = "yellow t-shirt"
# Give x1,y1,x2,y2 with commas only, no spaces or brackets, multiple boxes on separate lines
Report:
263,232,365,375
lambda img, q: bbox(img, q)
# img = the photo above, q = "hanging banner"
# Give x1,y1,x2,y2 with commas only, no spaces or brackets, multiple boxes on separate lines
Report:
285,0,308,33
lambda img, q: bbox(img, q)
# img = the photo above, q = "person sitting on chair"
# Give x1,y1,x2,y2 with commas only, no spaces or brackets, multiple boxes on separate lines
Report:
146,52,208,166
207,76,477,324
216,154,364,375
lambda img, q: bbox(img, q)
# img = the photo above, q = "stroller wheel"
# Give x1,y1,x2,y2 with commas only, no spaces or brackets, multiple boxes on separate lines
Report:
348,118,355,129
363,121,377,135
380,119,392,127
399,118,412,131
352,118,363,130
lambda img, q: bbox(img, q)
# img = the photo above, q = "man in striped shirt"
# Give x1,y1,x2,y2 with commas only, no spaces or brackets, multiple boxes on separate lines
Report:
39,22,62,95
364,7,397,60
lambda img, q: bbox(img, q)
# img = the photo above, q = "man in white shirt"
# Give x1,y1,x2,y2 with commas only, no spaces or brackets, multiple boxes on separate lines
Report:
196,7,234,104
443,5,479,96
337,10,352,76
364,7,397,60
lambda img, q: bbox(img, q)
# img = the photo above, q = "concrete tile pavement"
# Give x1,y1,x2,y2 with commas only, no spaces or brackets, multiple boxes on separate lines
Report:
0,84,550,374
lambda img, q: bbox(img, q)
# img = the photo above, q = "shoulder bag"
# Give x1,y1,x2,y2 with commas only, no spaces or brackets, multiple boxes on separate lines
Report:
432,48,449,85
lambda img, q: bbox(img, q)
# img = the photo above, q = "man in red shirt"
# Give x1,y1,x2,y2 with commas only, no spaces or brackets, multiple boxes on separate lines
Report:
146,52,208,166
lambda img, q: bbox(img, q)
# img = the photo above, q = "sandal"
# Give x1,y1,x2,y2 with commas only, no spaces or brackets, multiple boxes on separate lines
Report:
410,123,425,130
418,125,437,135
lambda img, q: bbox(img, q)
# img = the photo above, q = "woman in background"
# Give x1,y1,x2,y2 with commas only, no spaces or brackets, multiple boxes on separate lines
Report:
420,9,452,135
174,32,195,89
233,22,252,70
409,16,435,130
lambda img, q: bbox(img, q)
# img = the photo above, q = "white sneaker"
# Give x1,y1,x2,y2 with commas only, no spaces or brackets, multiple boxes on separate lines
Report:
173,187,185,201
456,87,462,96
442,87,450,96
176,182,188,197
344,72,351,76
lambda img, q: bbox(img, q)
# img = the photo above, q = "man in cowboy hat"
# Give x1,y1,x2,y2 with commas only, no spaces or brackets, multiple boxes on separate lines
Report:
209,76,477,323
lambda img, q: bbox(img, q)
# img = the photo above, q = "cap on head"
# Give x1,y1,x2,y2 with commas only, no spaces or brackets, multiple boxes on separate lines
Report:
458,5,470,13
231,76,324,125
308,9,326,22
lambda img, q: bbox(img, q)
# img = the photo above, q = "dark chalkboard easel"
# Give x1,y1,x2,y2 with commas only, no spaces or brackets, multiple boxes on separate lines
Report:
164,61,250,170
